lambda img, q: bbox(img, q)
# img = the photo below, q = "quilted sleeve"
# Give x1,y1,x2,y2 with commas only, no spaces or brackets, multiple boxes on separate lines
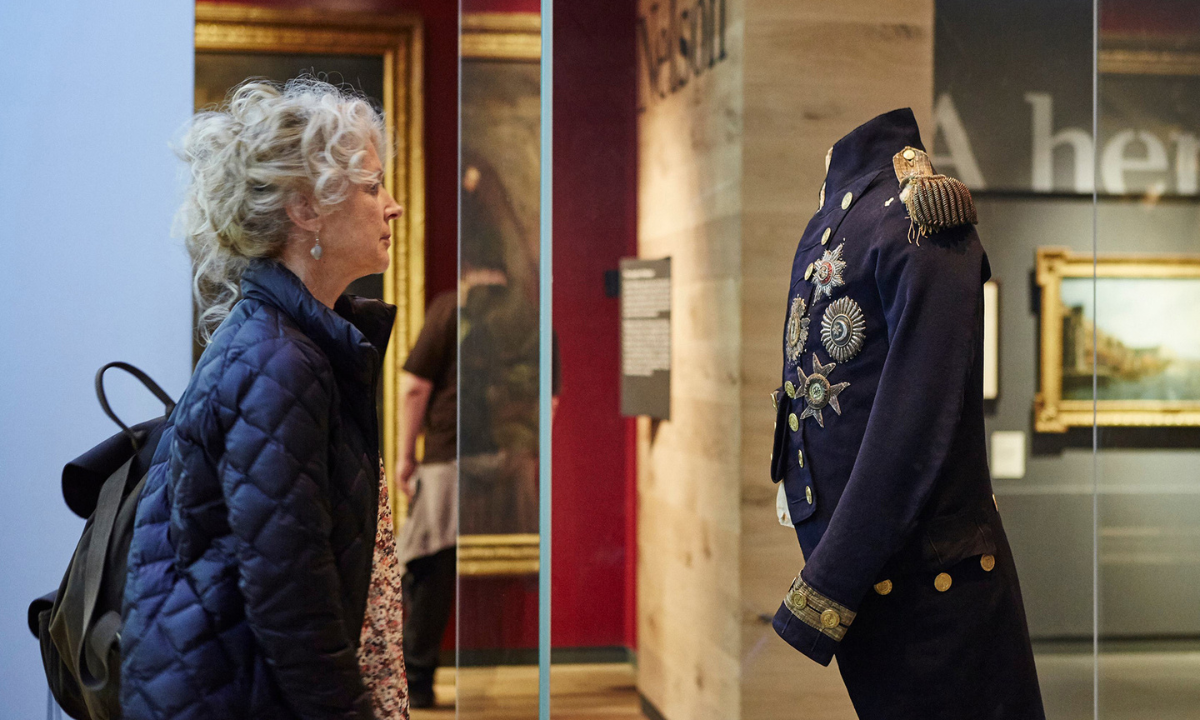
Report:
217,338,373,720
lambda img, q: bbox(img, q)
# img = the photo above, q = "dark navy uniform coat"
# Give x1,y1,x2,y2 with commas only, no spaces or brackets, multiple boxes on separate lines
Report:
769,109,1045,719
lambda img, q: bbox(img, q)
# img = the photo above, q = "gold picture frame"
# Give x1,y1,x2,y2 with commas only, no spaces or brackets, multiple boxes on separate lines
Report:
1035,247,1200,432
457,533,541,576
461,12,541,60
194,4,425,514
1100,31,1200,76
1099,49,1200,76
456,12,541,576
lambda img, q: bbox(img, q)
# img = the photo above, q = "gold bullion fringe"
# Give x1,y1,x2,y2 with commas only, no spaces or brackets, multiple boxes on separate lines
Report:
892,146,978,245
902,174,978,243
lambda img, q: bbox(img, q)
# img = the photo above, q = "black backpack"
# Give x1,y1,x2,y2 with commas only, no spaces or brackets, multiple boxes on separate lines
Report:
28,363,175,720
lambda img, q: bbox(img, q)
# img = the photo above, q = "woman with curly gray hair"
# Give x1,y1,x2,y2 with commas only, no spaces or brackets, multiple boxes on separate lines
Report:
121,78,409,719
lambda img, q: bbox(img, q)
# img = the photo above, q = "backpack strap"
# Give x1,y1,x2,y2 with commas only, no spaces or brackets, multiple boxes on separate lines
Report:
71,362,173,689
95,363,176,450
76,458,136,691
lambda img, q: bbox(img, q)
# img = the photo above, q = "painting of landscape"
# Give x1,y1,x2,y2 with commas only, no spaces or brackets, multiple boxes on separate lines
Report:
1060,277,1200,401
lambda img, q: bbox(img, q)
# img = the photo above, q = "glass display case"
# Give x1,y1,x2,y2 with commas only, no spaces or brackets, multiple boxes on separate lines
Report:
176,1,1200,717
443,1,1198,718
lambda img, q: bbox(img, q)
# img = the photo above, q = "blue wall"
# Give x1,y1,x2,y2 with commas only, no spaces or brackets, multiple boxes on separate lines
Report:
0,2,193,716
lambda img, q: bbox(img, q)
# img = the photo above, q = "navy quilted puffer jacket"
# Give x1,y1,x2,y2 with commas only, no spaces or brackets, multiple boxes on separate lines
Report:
121,260,395,720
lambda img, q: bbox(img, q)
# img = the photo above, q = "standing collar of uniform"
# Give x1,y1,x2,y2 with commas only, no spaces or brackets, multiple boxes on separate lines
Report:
823,108,925,203
240,259,396,384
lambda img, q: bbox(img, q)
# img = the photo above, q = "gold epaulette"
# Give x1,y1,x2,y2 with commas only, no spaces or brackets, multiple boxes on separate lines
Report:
892,146,977,243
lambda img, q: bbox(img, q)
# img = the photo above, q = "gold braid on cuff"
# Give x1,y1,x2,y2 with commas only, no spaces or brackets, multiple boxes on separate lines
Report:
782,575,856,642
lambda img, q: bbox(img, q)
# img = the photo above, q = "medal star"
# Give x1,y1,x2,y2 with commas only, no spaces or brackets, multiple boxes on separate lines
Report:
786,296,810,362
826,381,849,415
797,401,825,427
811,356,836,378
796,353,850,428
812,243,847,301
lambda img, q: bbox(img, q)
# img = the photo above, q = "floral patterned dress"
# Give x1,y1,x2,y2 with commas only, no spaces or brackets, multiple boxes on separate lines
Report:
357,461,409,719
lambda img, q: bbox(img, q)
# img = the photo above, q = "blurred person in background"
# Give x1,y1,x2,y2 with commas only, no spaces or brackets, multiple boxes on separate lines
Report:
394,276,459,710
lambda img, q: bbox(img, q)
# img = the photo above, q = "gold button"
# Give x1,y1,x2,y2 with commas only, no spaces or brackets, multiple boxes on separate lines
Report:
874,579,893,596
902,148,916,161
785,380,796,398
841,192,853,209
791,590,807,610
934,573,952,592
788,413,799,432
821,228,831,245
771,392,779,410
820,609,841,628
993,494,999,511
981,554,996,572
797,449,804,467
804,263,814,281
805,486,813,504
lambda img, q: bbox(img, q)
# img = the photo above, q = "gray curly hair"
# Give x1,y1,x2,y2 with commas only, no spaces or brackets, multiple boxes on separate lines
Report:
177,77,387,341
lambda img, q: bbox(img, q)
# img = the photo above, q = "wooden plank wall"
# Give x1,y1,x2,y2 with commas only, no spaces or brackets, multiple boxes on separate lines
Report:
635,0,746,717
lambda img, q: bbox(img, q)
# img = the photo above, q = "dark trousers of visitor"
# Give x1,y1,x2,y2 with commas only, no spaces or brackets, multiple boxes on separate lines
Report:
402,546,456,692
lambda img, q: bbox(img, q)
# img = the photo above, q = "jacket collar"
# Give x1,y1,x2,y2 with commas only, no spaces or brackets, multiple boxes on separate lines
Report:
823,108,924,204
240,259,396,385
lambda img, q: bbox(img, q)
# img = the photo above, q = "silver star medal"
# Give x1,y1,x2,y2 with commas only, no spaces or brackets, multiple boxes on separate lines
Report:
797,353,849,428
786,296,810,362
811,243,847,301
820,297,866,363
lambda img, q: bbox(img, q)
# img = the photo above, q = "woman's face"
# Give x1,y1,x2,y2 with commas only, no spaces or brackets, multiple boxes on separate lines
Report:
319,142,403,279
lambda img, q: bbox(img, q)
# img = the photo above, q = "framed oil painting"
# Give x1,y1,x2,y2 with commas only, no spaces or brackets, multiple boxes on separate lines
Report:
194,4,424,520
456,13,542,576
1035,248,1200,432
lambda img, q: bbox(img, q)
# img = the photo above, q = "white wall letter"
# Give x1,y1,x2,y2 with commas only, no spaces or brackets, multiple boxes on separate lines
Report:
1101,130,1168,195
1026,92,1094,193
1174,132,1199,195
932,93,987,189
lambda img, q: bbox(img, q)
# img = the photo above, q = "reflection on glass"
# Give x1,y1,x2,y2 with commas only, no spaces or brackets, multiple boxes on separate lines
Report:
1097,1,1200,718
456,10,543,720
936,0,1099,716
460,149,541,537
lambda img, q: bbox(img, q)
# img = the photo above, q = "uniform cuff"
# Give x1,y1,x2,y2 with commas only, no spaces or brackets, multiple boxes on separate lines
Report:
771,574,856,667
772,603,838,666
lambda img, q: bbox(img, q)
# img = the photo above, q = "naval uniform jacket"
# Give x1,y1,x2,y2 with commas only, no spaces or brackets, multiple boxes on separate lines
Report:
769,109,1045,719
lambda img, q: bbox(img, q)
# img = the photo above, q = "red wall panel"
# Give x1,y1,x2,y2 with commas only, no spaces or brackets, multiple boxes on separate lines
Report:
550,0,639,650
463,0,540,12
1101,0,1200,36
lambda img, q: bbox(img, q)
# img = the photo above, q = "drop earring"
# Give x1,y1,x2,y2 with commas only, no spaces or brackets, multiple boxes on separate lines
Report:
310,234,323,260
